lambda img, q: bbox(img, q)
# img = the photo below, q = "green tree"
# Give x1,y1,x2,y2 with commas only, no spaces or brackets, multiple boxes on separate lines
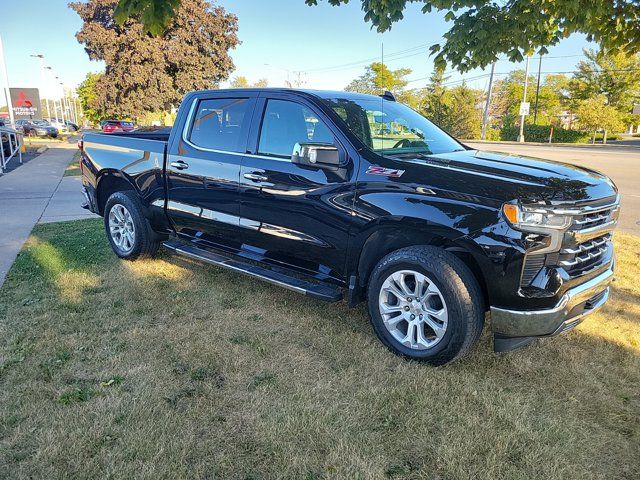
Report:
230,76,268,88
575,96,625,144
114,0,180,35
345,62,411,96
446,84,483,139
76,72,105,125
569,48,640,114
420,66,451,129
230,76,249,88
70,0,239,119
306,1,640,73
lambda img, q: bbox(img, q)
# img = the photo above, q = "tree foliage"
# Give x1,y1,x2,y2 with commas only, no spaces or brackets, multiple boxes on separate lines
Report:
575,96,625,143
420,70,482,138
569,48,640,114
345,62,411,95
230,76,269,88
70,0,239,119
76,72,105,124
420,66,451,129
445,84,482,139
491,70,561,127
306,1,640,72
114,0,180,35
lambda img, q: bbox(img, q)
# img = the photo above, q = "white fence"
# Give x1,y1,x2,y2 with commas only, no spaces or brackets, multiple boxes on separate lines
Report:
0,126,23,173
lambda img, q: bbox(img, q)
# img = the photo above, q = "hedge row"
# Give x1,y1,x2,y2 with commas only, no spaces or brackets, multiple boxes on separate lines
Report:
500,124,592,143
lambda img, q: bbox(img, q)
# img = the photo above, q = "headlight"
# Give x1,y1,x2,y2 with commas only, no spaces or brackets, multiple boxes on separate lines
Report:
502,204,572,231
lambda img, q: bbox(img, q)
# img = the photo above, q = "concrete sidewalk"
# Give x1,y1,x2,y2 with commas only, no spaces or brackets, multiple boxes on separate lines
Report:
0,145,97,286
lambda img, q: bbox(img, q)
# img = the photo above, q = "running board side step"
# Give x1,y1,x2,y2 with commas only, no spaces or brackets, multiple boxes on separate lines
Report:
163,240,343,302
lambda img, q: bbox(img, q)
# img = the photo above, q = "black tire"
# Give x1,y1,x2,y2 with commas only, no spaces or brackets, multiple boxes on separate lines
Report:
367,246,484,365
103,191,161,260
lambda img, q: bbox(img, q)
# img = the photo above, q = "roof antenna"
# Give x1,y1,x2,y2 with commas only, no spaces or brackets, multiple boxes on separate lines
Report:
379,42,395,101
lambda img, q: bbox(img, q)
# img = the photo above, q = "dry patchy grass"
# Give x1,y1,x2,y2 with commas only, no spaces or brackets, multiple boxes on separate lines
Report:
0,219,638,479
63,151,82,177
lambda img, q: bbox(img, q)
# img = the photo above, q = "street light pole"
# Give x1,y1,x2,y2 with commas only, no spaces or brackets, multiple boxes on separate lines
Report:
44,66,58,120
30,54,51,119
55,77,66,124
517,55,531,143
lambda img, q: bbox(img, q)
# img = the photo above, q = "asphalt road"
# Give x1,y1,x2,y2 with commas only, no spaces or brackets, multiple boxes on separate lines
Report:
466,141,640,234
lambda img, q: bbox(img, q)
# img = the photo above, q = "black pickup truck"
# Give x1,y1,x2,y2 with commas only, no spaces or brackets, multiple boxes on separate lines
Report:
79,88,619,365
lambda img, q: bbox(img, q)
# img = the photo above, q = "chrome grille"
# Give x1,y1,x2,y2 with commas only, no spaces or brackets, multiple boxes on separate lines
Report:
559,234,612,277
569,203,619,232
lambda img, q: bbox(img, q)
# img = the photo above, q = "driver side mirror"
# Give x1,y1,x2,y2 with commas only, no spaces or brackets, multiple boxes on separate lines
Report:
291,142,340,169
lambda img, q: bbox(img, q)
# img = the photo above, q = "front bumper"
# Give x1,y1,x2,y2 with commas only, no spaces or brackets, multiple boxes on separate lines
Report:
490,264,614,349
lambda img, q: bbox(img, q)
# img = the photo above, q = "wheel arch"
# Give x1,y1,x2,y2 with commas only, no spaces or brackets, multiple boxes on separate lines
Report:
349,217,489,309
96,170,138,216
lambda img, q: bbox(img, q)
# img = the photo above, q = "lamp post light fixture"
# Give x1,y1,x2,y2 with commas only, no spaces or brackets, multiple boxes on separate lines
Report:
30,53,51,119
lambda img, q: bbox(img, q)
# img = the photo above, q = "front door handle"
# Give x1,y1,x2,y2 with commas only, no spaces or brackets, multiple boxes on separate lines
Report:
170,160,189,170
243,172,268,182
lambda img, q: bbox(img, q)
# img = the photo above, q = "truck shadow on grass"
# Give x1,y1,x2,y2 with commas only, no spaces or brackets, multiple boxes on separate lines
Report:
0,218,638,479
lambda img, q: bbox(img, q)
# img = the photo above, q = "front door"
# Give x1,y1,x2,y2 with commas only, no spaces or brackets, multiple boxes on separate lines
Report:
239,95,357,282
166,93,256,249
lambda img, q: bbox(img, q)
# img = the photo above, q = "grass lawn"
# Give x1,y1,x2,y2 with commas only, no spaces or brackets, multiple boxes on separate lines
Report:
1,219,638,479
63,151,82,177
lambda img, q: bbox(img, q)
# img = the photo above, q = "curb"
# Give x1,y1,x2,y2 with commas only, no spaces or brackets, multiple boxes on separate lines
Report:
36,146,49,154
464,140,640,149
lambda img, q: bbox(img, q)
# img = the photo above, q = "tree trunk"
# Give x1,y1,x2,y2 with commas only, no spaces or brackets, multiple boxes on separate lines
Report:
603,130,608,144
592,131,596,144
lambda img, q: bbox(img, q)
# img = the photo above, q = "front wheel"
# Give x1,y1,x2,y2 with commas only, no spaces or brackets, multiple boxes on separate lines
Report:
367,246,484,365
104,191,160,260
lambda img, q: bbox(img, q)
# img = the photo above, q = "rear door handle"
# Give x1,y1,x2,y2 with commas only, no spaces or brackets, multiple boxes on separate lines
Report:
243,172,268,182
170,160,189,170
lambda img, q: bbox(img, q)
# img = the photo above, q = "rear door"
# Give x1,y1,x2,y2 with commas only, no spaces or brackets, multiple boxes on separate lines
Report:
238,93,357,282
166,92,257,248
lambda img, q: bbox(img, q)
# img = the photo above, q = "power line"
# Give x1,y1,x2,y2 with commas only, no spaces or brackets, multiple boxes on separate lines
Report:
302,43,430,73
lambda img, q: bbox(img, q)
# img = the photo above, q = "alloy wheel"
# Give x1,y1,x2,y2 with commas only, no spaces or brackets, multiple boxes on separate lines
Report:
108,204,136,253
378,270,449,350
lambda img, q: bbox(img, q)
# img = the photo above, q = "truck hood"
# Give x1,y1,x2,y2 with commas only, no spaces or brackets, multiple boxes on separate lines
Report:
398,149,617,204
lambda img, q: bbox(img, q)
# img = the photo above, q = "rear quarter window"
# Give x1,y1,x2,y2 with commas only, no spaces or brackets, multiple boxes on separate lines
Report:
187,98,250,153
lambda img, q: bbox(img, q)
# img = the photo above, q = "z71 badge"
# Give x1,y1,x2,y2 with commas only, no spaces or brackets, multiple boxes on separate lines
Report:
366,166,405,178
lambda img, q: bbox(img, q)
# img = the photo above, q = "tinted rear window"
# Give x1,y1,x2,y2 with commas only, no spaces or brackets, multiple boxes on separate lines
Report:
188,98,250,152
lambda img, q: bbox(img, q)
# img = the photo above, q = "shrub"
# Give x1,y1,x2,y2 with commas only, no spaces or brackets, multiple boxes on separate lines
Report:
500,124,591,143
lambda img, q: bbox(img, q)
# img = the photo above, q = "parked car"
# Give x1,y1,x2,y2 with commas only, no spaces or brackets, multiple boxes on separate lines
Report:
44,118,71,134
79,89,619,365
15,119,58,138
65,120,80,132
101,120,135,133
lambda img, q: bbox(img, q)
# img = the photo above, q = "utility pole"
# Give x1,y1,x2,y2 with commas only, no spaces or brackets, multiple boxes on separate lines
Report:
30,54,51,119
517,55,531,143
533,54,543,124
481,61,496,140
0,35,15,126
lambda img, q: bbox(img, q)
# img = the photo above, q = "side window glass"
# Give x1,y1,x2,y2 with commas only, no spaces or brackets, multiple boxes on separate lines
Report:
258,99,334,158
188,98,249,152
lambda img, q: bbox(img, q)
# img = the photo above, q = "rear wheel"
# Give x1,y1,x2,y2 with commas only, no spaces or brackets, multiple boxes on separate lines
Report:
367,246,484,365
104,191,160,260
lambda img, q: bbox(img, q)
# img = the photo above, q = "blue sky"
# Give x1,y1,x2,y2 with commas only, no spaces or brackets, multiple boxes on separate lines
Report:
0,0,594,104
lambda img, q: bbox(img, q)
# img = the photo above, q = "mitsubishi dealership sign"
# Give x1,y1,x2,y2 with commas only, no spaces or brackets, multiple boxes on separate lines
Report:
9,88,42,120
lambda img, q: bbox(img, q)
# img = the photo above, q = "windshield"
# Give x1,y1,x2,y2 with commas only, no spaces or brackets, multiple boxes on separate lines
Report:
322,96,465,156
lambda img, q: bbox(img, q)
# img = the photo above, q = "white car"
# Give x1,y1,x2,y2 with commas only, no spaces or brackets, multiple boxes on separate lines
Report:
45,118,71,134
